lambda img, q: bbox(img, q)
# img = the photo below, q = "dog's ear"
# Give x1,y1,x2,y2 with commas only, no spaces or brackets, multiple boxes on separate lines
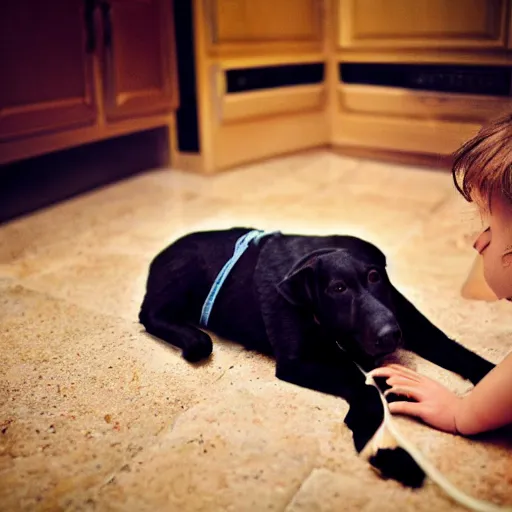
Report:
277,264,315,306
277,248,337,306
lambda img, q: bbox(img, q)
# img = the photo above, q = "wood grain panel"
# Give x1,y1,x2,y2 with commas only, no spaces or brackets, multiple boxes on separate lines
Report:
332,112,482,155
206,0,323,54
221,85,326,123
0,0,97,141
103,0,178,121
338,0,509,49
338,84,512,123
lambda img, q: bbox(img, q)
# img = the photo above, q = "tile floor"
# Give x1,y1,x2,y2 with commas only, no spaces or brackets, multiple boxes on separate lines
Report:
1,150,511,511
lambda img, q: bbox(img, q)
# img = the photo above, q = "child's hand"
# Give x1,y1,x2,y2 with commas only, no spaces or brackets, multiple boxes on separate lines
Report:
368,364,463,434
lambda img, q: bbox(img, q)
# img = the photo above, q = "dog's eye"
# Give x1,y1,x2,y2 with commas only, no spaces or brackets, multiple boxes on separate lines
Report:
368,270,380,284
333,283,347,293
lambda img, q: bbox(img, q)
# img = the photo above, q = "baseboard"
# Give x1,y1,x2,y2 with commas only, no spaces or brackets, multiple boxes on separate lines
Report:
331,145,453,171
0,128,166,225
331,112,481,156
212,110,329,171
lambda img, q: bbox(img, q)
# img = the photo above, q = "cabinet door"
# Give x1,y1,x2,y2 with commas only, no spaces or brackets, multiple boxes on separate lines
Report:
102,0,178,121
508,6,512,48
338,0,509,50
0,0,97,141
208,0,322,47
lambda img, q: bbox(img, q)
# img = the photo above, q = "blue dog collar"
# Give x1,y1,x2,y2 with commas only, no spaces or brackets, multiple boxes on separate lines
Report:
200,230,276,327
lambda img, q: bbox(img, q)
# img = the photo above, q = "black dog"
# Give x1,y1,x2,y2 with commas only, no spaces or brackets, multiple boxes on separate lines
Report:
139,228,494,485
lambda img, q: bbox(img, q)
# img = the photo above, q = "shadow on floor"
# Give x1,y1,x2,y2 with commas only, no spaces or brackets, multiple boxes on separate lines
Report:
0,126,169,225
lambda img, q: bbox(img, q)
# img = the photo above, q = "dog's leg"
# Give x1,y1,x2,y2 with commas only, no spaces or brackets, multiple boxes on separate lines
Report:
259,295,424,486
261,296,380,425
275,354,379,444
393,288,495,384
140,243,214,362
276,354,364,399
275,352,380,444
139,308,212,363
276,351,424,487
264,306,386,453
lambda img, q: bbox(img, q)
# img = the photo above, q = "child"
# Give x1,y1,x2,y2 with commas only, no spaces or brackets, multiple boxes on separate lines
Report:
369,112,512,436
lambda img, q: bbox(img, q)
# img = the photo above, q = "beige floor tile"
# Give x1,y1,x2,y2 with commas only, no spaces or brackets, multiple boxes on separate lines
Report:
2,150,511,512
389,195,487,298
341,160,454,207
150,151,358,203
18,253,149,320
2,188,227,279
285,468,465,512
0,171,196,265
281,187,438,255
0,285,249,510
95,383,349,512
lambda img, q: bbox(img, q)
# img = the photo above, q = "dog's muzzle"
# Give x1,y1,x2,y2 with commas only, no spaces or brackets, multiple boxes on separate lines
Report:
374,324,402,355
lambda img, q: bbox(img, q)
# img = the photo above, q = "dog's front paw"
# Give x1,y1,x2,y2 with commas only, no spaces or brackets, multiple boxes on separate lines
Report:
368,447,425,488
344,386,425,488
182,333,213,362
344,386,384,453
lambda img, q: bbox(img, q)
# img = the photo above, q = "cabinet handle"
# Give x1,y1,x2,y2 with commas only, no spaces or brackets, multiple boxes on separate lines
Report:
100,1,113,49
84,0,97,53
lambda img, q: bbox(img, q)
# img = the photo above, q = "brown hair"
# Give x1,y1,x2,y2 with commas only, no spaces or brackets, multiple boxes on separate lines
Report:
452,111,512,210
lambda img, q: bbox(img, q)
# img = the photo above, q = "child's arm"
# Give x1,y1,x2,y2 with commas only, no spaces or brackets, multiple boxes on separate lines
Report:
454,351,512,434
369,352,512,435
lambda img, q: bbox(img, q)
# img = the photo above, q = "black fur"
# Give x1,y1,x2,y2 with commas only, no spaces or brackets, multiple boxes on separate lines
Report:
139,228,495,485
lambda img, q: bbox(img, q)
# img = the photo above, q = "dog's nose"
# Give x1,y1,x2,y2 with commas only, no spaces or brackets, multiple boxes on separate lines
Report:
375,325,402,353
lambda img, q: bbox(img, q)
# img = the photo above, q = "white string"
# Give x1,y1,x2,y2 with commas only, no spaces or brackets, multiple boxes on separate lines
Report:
337,342,512,512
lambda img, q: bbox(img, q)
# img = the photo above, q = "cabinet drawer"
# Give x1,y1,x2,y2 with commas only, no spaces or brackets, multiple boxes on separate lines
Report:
338,84,512,123
220,84,326,123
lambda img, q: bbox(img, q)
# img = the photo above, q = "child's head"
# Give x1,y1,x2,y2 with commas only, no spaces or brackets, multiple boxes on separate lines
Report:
452,112,512,300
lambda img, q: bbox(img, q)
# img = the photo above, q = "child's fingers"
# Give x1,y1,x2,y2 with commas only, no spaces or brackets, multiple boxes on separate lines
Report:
387,400,425,418
368,367,396,378
369,365,422,382
384,385,422,401
384,375,419,388
383,364,423,380
369,366,417,381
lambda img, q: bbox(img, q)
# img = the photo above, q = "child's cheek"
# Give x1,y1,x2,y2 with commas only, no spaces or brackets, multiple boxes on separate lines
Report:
483,249,512,299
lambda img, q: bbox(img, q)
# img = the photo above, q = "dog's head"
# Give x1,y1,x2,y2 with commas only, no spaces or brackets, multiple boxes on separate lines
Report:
277,248,402,359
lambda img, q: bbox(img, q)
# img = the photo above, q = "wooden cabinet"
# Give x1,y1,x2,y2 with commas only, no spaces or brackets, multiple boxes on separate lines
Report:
337,84,512,123
338,0,510,50
0,0,178,164
509,6,512,48
207,0,323,52
333,0,512,159
0,0,97,141
103,0,178,121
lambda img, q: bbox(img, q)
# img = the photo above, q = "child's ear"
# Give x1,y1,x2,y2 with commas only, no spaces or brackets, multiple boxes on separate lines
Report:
502,251,512,268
